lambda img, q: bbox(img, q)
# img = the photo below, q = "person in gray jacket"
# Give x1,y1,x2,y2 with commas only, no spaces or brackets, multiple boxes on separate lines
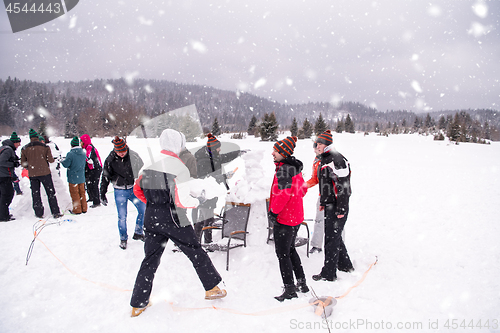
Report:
61,137,88,215
0,132,21,222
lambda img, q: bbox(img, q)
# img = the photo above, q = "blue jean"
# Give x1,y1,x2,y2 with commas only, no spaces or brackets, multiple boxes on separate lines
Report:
114,188,145,241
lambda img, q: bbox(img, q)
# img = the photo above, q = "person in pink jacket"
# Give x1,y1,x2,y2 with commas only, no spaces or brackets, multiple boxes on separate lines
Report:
80,134,102,208
268,136,308,302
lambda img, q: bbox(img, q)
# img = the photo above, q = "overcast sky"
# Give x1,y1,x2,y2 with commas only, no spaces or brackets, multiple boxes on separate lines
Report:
1,0,499,112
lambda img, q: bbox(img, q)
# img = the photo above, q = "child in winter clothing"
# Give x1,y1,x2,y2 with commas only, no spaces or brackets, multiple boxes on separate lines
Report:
100,136,145,249
80,134,102,207
268,136,308,301
61,137,88,214
312,130,354,282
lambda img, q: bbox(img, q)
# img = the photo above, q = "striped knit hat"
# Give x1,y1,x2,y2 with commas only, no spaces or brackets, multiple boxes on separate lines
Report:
29,128,38,138
10,132,21,143
71,136,80,147
39,135,45,142
112,136,128,153
207,133,221,150
274,136,297,158
316,130,333,146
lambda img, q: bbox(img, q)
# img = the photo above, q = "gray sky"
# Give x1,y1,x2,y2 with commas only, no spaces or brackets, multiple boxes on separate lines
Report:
1,0,499,112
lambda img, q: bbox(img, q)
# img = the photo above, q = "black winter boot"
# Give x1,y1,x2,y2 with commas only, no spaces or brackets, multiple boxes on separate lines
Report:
274,284,298,302
296,278,309,293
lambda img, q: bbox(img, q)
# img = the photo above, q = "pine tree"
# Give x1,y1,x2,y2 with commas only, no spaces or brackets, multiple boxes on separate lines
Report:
447,113,461,142
211,117,221,136
181,115,202,142
314,113,327,135
302,118,313,138
38,120,47,137
374,121,380,133
259,113,279,141
484,121,491,140
247,115,258,135
290,117,298,137
336,118,344,133
438,116,446,130
344,114,355,133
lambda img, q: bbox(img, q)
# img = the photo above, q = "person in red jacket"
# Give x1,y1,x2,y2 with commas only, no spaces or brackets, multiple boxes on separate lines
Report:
268,136,308,301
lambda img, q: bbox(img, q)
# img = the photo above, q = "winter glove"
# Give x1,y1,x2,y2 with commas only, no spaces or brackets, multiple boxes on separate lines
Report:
268,211,278,225
196,190,207,205
213,173,226,184
239,149,250,156
87,158,94,170
101,194,108,206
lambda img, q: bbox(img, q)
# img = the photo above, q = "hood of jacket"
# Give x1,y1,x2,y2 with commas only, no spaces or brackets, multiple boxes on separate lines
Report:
80,134,92,148
1,139,15,150
159,129,185,156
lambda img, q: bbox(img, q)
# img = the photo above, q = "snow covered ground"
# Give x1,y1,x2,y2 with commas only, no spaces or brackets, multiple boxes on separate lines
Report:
1,132,499,333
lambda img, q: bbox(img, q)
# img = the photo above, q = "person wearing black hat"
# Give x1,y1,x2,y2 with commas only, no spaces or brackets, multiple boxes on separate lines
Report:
21,129,63,219
100,136,145,249
312,130,354,282
0,132,22,221
268,136,309,301
193,133,242,244
61,137,88,215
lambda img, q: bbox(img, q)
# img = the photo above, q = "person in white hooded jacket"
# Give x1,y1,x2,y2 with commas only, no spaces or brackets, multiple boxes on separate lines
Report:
130,129,227,317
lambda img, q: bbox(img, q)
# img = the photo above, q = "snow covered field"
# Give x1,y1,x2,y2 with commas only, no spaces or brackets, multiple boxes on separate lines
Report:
1,132,499,333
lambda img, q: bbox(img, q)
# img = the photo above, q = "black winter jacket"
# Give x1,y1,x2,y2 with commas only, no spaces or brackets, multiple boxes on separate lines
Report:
100,149,144,194
0,140,20,178
194,146,239,186
319,150,352,215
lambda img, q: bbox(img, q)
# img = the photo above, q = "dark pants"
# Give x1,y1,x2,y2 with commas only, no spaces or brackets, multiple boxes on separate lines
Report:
193,206,215,243
85,168,101,205
0,177,15,221
30,174,60,217
130,217,222,308
273,223,306,286
194,217,214,243
320,206,353,280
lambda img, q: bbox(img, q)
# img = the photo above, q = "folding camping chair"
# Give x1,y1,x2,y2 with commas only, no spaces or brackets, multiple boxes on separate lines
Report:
266,199,310,257
201,202,251,270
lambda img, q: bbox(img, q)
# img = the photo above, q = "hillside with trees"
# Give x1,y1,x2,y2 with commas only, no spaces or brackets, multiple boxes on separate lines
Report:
1,77,498,141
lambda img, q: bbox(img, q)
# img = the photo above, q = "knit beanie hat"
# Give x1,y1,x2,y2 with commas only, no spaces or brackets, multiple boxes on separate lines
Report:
39,135,45,142
29,128,38,138
71,136,80,147
274,136,297,158
316,130,333,146
10,132,21,143
207,133,221,150
112,136,128,153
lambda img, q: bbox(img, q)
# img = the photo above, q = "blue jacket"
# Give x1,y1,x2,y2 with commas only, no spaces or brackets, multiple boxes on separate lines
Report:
61,147,87,184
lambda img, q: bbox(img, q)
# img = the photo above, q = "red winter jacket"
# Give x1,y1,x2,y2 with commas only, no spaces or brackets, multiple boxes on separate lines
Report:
268,156,307,226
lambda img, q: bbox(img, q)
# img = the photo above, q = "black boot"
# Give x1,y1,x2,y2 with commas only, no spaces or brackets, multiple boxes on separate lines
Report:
274,284,298,302
296,278,309,293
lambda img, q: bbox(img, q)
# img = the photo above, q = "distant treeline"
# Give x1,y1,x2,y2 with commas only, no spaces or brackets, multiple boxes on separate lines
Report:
0,77,498,141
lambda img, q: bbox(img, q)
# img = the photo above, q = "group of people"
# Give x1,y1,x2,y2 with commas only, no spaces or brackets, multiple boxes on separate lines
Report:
1,130,105,221
1,127,354,317
267,129,354,302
